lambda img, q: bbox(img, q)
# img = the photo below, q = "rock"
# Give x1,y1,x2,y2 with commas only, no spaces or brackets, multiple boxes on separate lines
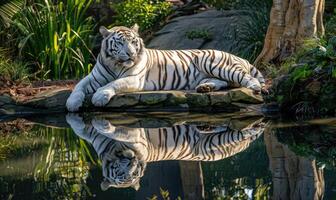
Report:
228,88,263,103
0,94,14,106
23,89,72,110
0,88,263,116
147,10,251,51
108,93,141,108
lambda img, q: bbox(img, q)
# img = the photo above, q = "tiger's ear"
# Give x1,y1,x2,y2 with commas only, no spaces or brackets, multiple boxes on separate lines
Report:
131,181,140,191
131,24,139,33
101,179,112,191
99,26,110,38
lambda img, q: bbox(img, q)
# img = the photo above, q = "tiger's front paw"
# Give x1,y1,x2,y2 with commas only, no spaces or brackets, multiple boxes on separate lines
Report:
92,118,115,134
261,87,269,95
92,89,115,107
246,80,262,94
66,91,85,112
196,83,215,93
66,113,85,130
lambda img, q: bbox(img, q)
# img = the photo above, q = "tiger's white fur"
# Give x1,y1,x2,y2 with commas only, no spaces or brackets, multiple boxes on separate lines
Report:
66,24,266,111
66,114,265,190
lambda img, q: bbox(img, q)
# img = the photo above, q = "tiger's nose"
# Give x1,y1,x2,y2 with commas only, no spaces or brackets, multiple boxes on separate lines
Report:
126,51,136,59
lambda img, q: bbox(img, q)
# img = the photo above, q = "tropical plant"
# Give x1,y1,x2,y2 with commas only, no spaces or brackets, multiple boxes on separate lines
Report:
0,0,24,50
113,0,172,31
10,0,96,80
0,0,23,27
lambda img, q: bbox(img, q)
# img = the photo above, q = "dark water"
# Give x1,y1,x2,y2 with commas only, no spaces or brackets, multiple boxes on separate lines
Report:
0,113,335,200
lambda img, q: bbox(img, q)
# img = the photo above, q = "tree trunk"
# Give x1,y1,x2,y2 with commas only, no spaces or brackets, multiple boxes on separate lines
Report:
264,132,325,200
255,0,325,64
179,161,205,200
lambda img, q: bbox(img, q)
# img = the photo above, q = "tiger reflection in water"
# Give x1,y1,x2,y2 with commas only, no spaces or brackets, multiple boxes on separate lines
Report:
66,114,265,191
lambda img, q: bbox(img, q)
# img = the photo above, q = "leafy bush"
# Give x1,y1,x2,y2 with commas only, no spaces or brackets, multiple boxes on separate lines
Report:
113,0,172,31
269,37,336,115
10,0,96,80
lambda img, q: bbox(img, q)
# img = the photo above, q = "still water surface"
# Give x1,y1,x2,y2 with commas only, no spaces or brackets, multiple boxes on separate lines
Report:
0,113,335,200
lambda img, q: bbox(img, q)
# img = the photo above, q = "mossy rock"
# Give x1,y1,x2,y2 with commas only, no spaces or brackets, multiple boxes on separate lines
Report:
0,88,264,115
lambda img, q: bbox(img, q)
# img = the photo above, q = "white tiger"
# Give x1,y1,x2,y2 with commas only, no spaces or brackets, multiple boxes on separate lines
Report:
66,24,267,111
66,114,265,190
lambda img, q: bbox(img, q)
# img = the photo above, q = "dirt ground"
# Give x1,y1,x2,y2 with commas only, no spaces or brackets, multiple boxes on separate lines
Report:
0,80,77,102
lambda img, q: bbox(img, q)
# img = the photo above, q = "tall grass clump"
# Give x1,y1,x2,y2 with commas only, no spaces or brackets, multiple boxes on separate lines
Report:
11,0,96,80
0,48,30,84
203,0,272,62
229,0,272,62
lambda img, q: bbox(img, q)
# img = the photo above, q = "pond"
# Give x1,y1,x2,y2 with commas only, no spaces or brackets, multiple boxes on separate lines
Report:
0,112,335,200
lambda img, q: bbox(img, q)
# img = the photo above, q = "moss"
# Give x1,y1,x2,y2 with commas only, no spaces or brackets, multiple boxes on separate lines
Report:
185,29,213,41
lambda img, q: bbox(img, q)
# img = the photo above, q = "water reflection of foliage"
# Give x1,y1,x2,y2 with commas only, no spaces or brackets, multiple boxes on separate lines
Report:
33,127,97,199
202,138,271,200
276,125,336,168
0,124,98,199
0,121,48,161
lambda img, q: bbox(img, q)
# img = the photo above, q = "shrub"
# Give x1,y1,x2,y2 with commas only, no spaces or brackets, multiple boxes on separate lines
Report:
113,0,172,31
10,0,96,80
269,37,336,115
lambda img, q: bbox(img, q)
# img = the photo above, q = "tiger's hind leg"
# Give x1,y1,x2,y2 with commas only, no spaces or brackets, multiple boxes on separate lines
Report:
196,78,229,93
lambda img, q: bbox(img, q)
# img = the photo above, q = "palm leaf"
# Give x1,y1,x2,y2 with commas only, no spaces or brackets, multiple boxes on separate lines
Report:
0,0,24,27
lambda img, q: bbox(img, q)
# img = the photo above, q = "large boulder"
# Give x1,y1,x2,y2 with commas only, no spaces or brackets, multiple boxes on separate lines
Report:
147,9,250,50
0,88,263,116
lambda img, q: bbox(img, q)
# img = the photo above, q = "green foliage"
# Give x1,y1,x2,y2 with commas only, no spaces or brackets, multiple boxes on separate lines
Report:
276,125,336,168
113,0,172,31
10,0,96,80
270,37,336,114
211,0,272,62
202,0,238,10
326,9,336,39
0,0,23,27
290,65,313,82
185,29,213,41
147,188,182,200
0,49,30,83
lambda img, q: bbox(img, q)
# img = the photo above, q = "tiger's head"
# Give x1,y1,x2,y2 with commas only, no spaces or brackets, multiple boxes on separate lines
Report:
100,143,147,191
99,24,144,68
